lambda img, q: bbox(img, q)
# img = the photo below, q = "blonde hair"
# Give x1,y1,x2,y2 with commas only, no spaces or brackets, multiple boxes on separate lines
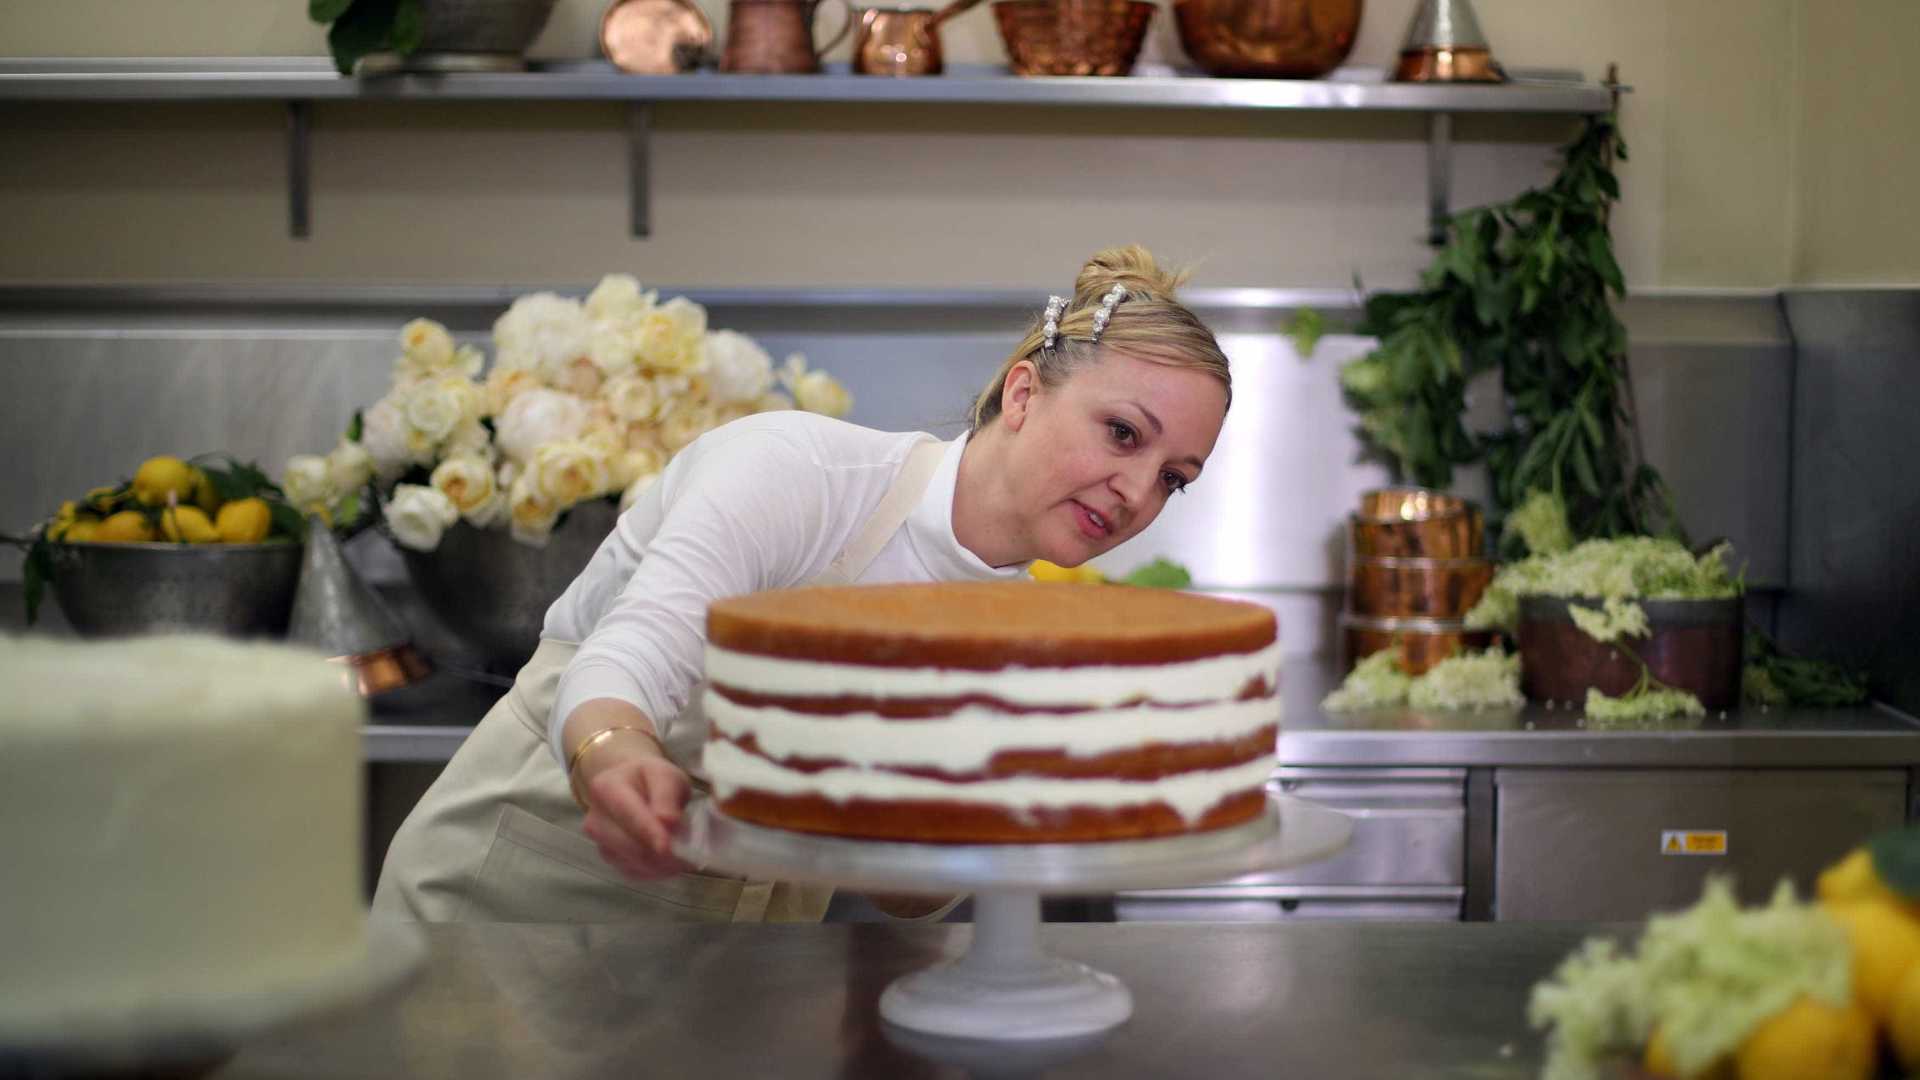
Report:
969,245,1231,431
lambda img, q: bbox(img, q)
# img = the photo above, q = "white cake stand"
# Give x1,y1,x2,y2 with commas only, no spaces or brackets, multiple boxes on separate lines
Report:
673,794,1351,1040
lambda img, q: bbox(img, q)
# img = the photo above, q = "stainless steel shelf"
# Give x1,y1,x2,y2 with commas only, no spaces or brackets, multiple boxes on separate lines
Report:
0,57,1618,243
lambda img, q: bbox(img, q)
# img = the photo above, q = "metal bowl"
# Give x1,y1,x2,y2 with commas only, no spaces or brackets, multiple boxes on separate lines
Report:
1172,0,1360,78
991,0,1156,77
46,541,304,638
398,500,620,673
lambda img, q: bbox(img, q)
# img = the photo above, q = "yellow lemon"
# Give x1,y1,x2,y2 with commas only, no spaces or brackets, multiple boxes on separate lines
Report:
1732,995,1874,1080
1827,898,1920,1021
62,519,99,543
1889,961,1920,1070
94,510,157,543
1030,559,1105,584
190,467,222,515
214,498,272,544
160,505,219,544
132,456,199,507
1643,1024,1734,1079
84,485,125,514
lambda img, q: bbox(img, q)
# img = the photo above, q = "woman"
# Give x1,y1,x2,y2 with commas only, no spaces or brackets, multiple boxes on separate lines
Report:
371,245,1234,923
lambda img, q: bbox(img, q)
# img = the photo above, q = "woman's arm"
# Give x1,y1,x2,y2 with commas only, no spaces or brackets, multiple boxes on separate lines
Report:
563,697,692,880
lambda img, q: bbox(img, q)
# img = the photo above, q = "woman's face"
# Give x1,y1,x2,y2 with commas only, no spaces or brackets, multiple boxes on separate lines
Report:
999,350,1228,566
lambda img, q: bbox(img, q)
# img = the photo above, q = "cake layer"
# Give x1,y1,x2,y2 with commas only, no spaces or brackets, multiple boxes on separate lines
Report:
0,636,368,1031
708,581,1277,668
720,726,1278,781
706,639,1283,709
717,787,1273,843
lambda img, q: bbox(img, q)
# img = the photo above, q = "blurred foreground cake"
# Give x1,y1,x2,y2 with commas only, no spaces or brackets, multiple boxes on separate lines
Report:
703,582,1282,843
0,636,368,1039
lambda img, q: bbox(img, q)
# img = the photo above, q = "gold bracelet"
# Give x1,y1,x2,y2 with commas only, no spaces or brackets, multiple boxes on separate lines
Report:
565,725,656,810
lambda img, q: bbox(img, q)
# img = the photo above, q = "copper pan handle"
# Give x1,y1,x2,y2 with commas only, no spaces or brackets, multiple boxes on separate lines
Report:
811,0,856,60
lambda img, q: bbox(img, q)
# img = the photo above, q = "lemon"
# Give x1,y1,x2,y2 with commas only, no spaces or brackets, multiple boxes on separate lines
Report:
84,485,125,514
190,467,221,515
1731,995,1874,1080
160,505,219,544
1827,897,1920,1020
62,519,99,543
1643,1024,1734,1079
94,510,156,543
214,498,272,544
1030,559,1105,584
1889,962,1920,1070
132,456,198,508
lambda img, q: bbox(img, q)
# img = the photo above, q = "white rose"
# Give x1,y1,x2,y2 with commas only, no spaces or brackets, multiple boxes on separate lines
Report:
429,455,497,515
486,366,542,416
282,454,335,510
492,292,592,383
608,446,665,492
463,490,508,529
793,370,853,418
625,422,666,455
602,373,663,424
402,378,467,456
753,391,794,413
497,460,521,492
556,356,604,399
507,472,558,547
494,387,591,466
660,401,718,452
619,470,661,513
587,324,641,378
327,439,375,493
714,402,755,427
453,344,485,380
359,396,412,482
386,483,459,552
398,318,455,380
638,297,708,374
532,440,611,506
702,330,774,405
443,419,494,462
584,274,656,323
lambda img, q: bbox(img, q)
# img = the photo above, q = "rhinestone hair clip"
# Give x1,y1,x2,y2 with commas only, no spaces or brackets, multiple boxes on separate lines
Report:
1089,283,1128,343
1040,295,1067,351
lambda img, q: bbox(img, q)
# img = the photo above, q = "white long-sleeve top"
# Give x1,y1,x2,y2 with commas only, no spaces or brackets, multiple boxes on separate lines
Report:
543,410,1025,773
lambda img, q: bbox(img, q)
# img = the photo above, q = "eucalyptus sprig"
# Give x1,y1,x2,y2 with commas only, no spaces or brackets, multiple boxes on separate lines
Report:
1341,111,1684,555
310,0,427,77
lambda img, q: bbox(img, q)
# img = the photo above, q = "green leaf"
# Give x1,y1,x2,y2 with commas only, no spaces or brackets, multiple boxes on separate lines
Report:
1122,558,1193,589
1571,438,1600,496
1869,828,1920,899
347,409,364,443
326,0,399,75
268,501,310,542
310,0,355,22
388,0,427,55
1283,307,1326,359
22,534,53,625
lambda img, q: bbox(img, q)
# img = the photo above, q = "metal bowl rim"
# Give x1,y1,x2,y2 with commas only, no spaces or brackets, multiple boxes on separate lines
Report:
48,539,301,554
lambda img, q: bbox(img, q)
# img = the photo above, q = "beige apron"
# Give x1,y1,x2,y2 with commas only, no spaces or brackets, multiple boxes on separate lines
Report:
371,438,946,924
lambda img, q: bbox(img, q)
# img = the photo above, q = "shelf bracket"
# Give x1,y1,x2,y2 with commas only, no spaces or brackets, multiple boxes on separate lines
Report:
287,100,311,240
1425,111,1451,246
628,103,652,239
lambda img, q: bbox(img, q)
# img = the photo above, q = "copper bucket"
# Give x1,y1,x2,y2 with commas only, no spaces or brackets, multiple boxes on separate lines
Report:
1349,555,1494,619
991,0,1155,76
1517,595,1744,710
1349,486,1484,559
1341,613,1495,677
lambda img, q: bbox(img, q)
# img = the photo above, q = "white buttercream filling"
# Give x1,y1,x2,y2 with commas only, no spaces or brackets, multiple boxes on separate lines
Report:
705,739,1277,823
705,692,1280,772
705,640,1282,707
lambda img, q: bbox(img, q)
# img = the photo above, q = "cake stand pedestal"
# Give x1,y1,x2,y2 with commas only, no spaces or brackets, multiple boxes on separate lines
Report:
673,795,1351,1040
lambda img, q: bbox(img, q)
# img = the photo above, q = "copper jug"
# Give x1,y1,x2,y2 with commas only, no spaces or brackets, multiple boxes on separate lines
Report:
851,0,984,76
722,0,854,73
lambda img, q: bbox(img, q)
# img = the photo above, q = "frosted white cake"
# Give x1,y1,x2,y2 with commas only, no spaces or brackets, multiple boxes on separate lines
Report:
0,635,368,1038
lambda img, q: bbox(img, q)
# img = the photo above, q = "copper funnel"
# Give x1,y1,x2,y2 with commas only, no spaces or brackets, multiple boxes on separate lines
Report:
288,518,433,697
1393,0,1503,82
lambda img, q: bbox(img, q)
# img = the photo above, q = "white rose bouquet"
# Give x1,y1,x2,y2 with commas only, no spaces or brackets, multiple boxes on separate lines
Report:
284,276,854,552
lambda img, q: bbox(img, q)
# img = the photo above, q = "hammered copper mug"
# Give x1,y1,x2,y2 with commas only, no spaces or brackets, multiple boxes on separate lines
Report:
723,0,854,73
852,0,984,76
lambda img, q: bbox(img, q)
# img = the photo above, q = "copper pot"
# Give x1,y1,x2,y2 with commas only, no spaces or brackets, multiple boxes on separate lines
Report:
991,0,1155,77
1341,614,1495,677
1349,486,1484,559
1172,0,1360,78
852,0,983,76
722,0,854,73
1348,555,1494,619
1517,595,1744,711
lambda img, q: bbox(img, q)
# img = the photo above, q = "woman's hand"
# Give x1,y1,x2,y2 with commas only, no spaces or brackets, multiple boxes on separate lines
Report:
564,699,692,880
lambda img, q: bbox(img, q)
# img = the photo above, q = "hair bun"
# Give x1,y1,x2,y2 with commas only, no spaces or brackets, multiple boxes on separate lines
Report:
1073,244,1191,307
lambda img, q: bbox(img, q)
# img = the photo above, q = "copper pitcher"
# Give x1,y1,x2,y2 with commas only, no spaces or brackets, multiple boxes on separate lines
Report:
722,0,854,73
851,0,984,76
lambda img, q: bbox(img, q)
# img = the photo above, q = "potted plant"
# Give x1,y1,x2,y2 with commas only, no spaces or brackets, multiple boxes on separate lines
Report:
310,0,562,76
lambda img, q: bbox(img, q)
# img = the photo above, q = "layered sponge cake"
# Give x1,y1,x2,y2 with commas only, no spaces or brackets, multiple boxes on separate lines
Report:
702,581,1281,843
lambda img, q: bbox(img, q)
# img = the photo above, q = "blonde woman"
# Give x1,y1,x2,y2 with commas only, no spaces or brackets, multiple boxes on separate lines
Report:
372,245,1235,924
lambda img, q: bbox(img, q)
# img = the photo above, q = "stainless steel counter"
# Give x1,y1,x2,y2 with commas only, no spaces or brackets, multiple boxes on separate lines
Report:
363,657,1920,769
215,921,1624,1078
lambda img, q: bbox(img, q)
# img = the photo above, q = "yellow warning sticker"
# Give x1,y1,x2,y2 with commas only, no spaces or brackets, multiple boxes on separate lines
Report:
1661,830,1728,856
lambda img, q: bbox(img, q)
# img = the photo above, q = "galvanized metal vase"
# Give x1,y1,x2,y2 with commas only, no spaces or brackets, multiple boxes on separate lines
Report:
356,0,563,74
397,500,620,673
47,541,304,638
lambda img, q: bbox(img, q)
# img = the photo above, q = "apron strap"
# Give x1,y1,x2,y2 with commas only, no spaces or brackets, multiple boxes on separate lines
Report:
810,437,946,586
731,881,776,922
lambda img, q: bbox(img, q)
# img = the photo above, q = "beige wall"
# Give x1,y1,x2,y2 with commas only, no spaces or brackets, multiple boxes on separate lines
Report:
0,0,1912,289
